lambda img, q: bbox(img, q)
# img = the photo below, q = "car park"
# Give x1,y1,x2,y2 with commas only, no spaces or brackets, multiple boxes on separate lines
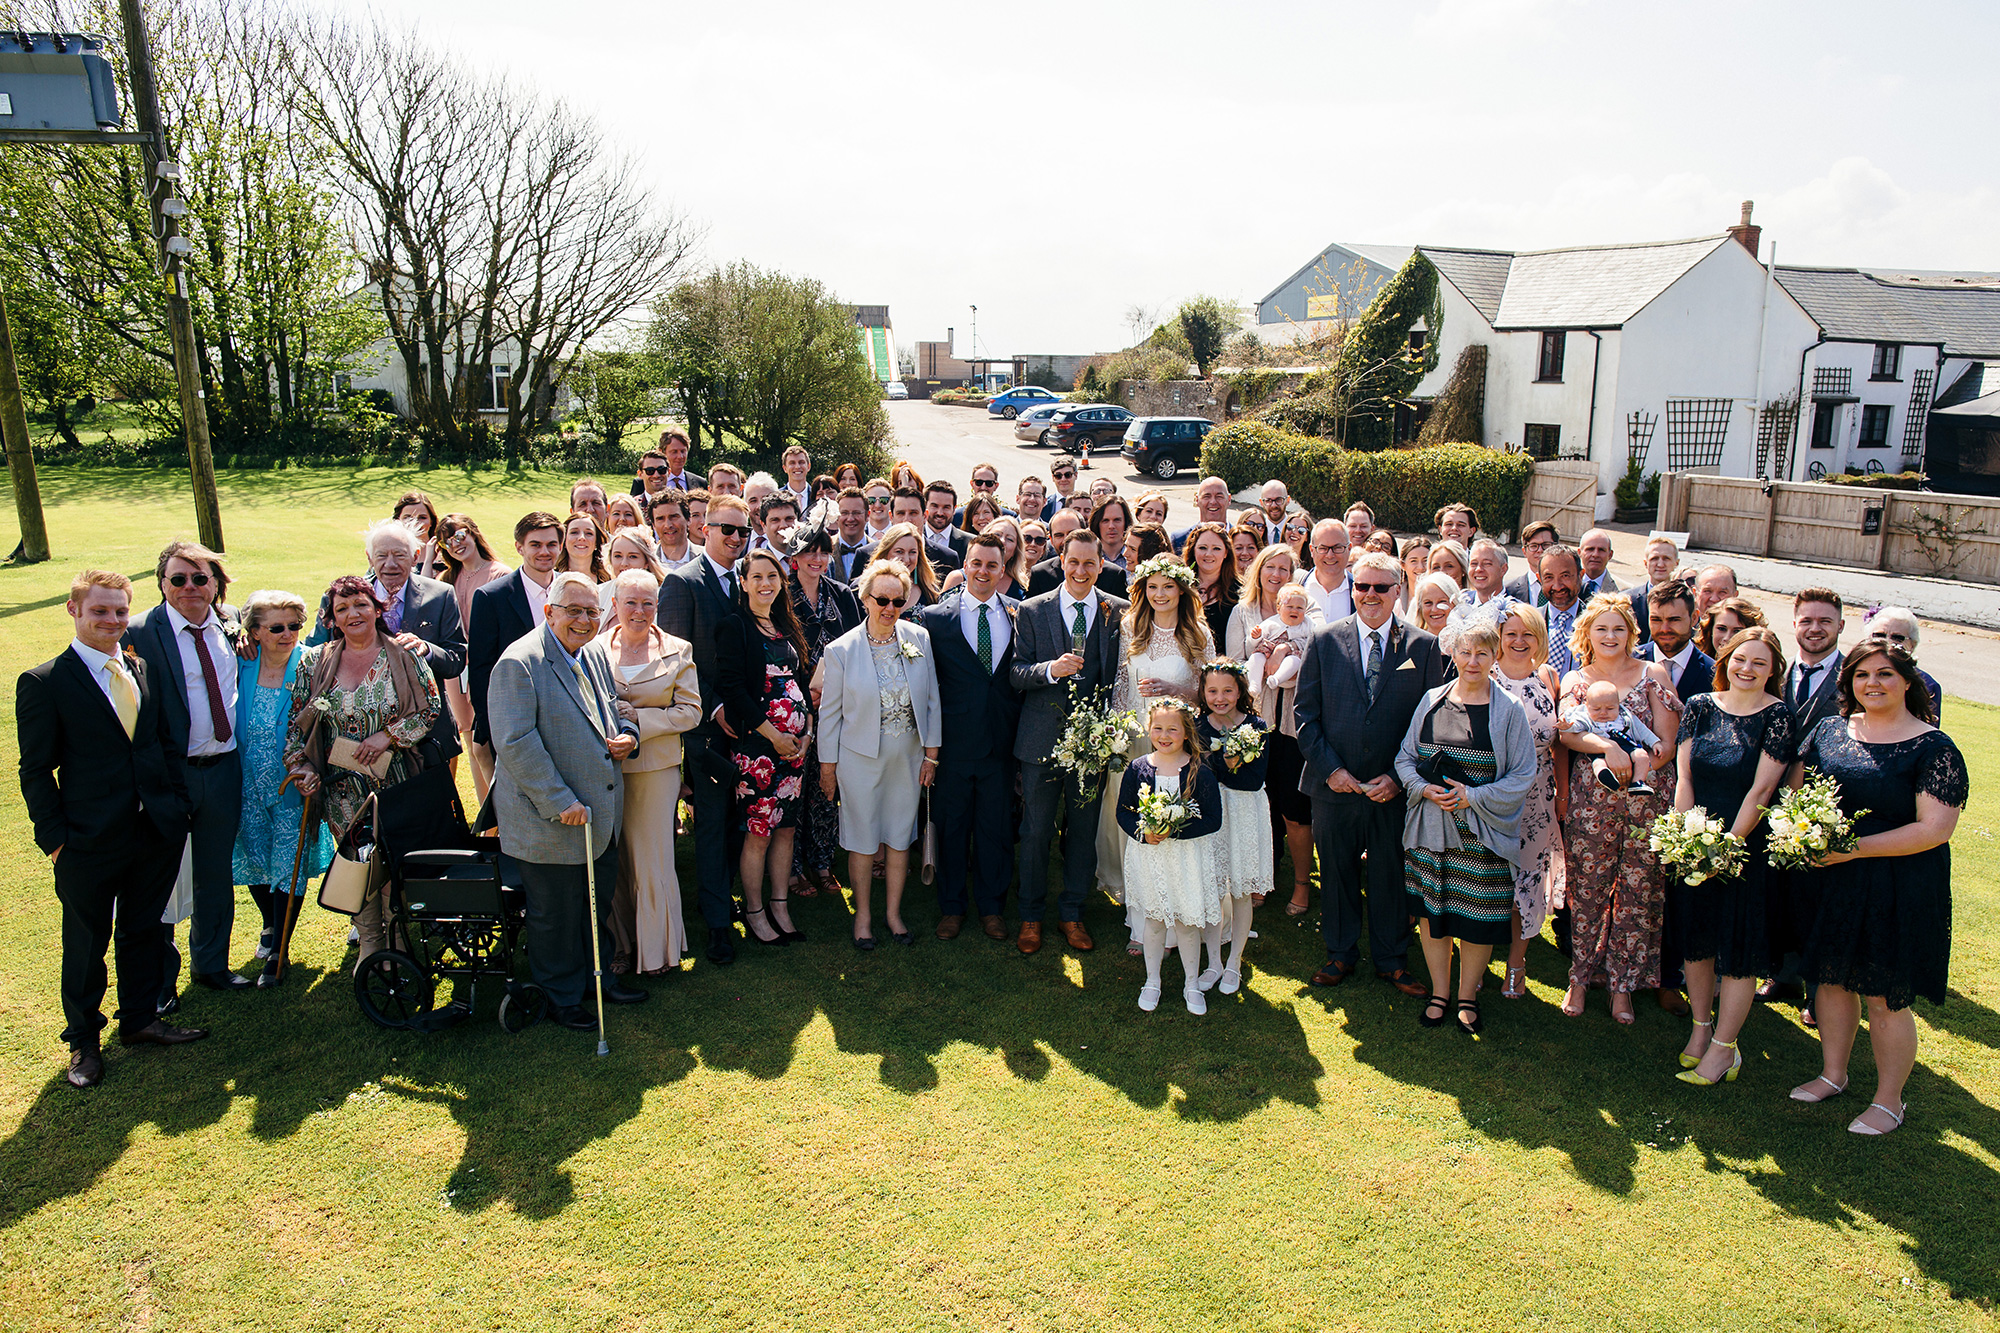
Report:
986,385,1062,419
1047,403,1135,458
1012,401,1069,443
1121,417,1214,480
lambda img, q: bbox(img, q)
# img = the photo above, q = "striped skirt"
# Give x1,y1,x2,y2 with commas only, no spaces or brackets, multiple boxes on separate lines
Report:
1405,741,1514,947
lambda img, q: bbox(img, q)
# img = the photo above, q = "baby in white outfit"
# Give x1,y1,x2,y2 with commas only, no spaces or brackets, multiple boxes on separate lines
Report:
1247,585,1321,694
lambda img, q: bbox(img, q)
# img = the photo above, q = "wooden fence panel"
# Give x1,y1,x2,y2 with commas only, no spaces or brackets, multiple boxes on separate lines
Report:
1881,494,2000,583
1522,460,1599,539
1681,475,1770,554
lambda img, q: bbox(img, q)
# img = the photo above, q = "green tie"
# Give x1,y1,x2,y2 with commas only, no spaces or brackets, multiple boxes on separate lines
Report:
978,602,993,674
1072,601,1087,641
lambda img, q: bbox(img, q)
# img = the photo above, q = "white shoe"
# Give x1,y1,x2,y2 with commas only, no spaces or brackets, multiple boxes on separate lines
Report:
1219,968,1241,995
1184,985,1207,1015
1196,966,1222,992
1137,982,1161,1012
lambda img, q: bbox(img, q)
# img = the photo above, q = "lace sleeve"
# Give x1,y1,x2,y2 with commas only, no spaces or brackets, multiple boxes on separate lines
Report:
1918,732,1970,808
1107,622,1135,717
1759,701,1797,765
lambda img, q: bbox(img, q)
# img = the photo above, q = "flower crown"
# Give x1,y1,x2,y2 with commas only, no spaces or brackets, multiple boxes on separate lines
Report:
1130,554,1197,591
1143,694,1205,734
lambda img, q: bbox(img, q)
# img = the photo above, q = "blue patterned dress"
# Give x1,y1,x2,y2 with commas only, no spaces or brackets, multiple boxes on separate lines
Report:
233,648,336,891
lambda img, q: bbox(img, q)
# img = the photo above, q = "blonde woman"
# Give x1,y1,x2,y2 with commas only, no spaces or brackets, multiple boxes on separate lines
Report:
1411,571,1461,639
606,493,648,533
874,521,941,612
1427,540,1470,593
1227,544,1317,913
1492,602,1566,999
600,529,667,615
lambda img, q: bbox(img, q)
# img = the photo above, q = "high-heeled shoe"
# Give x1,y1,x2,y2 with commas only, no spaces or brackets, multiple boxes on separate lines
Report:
1680,1015,1714,1069
1500,964,1526,999
767,894,806,943
743,906,787,947
1676,1037,1741,1085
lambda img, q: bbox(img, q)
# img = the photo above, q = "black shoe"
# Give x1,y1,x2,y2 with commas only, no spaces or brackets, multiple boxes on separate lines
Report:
552,1005,597,1031
1595,766,1622,793
602,979,649,1005
706,927,737,966
67,1047,105,1088
743,906,787,947
767,895,806,943
119,1019,209,1046
892,931,914,947
1419,993,1450,1028
1455,999,1484,1036
194,971,253,992
257,954,284,988
853,934,877,952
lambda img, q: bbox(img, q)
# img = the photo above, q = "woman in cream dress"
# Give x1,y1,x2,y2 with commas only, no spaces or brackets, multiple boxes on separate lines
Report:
599,569,703,975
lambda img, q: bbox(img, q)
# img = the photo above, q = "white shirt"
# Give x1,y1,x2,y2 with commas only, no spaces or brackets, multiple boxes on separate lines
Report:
1656,638,1696,687
1265,518,1285,546
863,523,890,544
659,470,694,492
658,544,698,570
1049,588,1100,683
1299,568,1353,622
1523,573,1543,605
958,590,1012,668
925,523,955,553
521,569,551,628
70,638,125,714
1793,652,1838,703
164,605,237,756
704,554,736,596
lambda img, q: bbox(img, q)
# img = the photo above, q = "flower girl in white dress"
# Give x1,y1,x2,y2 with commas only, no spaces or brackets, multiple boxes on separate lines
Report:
1195,661,1272,994
1116,699,1225,1014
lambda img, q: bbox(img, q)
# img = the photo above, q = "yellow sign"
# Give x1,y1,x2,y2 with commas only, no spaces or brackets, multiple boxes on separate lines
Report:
1305,293,1343,319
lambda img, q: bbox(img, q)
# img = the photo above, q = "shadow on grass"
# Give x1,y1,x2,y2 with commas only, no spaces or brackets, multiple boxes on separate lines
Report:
1337,938,2000,1305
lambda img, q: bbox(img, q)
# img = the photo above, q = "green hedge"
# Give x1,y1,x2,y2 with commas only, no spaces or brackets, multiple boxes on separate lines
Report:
1200,424,1535,538
1820,470,1927,491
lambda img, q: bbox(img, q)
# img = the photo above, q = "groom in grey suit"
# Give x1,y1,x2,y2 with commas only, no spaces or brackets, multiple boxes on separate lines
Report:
1010,530,1127,955
488,573,648,1029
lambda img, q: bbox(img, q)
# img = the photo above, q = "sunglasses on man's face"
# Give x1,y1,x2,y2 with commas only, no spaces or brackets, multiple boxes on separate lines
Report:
1353,581,1397,595
973,479,998,489
710,522,750,538
866,496,891,507
642,466,670,476
870,594,908,609
167,573,211,588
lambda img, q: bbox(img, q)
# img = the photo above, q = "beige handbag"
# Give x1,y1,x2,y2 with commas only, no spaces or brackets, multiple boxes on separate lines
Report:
918,790,938,885
317,793,383,916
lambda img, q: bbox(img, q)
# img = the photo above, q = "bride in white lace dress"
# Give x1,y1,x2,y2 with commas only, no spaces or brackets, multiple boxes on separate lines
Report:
1101,557,1216,946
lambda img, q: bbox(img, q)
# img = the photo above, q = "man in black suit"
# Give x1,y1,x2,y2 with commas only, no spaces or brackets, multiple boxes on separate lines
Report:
658,494,754,965
919,531,1023,941
310,519,465,761
922,481,970,570
22,570,205,1087
123,540,247,996
1294,552,1447,994
889,489,957,575
1010,530,1128,955
467,512,565,752
829,488,874,584
1637,581,1713,705
1503,520,1561,605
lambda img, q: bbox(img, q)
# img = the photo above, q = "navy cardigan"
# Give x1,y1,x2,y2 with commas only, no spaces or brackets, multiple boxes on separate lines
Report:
1116,754,1224,842
1196,714,1271,792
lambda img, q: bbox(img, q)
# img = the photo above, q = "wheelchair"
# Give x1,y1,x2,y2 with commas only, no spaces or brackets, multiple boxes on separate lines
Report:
348,767,548,1034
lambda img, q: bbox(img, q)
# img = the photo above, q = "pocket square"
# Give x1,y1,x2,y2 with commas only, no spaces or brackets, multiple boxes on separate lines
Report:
1395,659,1416,671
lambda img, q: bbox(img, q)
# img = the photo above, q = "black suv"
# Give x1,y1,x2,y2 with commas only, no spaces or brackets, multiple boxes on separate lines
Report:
1121,417,1214,480
1047,404,1134,458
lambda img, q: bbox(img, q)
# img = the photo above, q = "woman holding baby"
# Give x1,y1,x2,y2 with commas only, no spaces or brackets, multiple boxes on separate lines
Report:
1557,594,1681,1025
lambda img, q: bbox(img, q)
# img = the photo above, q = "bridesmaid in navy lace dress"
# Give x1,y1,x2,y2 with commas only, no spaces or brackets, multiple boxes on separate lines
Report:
1670,628,1795,1086
1787,638,1967,1137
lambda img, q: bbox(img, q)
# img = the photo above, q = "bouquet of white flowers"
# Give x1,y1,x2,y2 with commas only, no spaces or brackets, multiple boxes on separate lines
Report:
1763,775,1864,871
1648,807,1747,885
1135,784,1199,840
1051,695,1137,801
1217,723,1266,767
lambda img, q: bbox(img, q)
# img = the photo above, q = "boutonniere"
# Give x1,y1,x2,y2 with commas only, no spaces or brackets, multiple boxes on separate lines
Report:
311,695,337,715
899,640,922,661
121,646,140,665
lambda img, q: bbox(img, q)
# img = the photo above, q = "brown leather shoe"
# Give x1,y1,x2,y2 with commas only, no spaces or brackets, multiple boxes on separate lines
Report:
67,1048,104,1088
119,1020,209,1047
935,914,964,940
1016,922,1043,955
1311,960,1357,987
1656,987,1691,1017
980,915,1007,940
1055,920,1094,951
1377,968,1428,998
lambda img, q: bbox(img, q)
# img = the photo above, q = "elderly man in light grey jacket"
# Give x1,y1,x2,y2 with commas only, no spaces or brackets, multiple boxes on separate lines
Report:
489,572,647,1030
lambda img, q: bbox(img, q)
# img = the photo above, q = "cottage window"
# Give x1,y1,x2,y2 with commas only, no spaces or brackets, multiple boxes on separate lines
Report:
1536,332,1565,382
1870,344,1902,381
1522,423,1562,460
1858,403,1892,449
1809,403,1838,450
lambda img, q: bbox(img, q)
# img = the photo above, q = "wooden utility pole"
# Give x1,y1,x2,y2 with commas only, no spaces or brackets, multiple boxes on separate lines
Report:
116,0,225,552
0,290,52,563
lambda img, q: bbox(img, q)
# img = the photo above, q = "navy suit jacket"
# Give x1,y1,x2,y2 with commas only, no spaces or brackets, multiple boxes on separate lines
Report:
1622,584,1654,645
1791,651,1845,739
123,602,241,761
1639,642,1714,704
919,592,1023,766
658,556,737,736
467,570,541,747
1293,614,1447,803
1009,586,1128,764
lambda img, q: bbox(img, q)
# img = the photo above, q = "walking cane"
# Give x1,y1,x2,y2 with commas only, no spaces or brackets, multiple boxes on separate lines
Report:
583,810,610,1057
273,775,318,985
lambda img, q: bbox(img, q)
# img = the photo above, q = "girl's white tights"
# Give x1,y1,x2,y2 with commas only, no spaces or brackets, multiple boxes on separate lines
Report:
1142,920,1203,990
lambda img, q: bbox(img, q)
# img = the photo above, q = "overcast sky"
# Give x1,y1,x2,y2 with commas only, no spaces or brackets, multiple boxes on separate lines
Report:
319,0,1998,359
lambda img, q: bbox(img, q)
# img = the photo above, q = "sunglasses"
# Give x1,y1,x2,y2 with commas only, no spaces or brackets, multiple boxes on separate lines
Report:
972,479,998,489
263,621,304,634
166,573,211,588
870,594,908,609
1052,471,1075,480
1024,535,1048,545
866,496,891,506
641,466,671,476
710,522,750,538
1353,581,1398,594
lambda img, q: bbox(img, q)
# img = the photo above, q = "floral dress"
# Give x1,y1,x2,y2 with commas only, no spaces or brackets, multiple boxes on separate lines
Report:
1560,674,1681,993
283,645,440,841
734,631,809,837
1494,667,1565,937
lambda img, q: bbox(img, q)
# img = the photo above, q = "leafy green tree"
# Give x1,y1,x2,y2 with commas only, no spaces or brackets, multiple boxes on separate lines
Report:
1176,295,1236,378
567,347,667,449
1328,253,1441,450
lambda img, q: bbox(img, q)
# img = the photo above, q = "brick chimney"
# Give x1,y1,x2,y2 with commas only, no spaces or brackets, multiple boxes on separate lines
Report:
1727,200,1761,257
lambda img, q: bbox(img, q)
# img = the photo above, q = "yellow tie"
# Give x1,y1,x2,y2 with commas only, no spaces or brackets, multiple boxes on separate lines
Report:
106,658,139,740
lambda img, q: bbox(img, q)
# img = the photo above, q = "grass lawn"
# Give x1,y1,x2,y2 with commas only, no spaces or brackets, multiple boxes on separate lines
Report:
3,468,1999,1330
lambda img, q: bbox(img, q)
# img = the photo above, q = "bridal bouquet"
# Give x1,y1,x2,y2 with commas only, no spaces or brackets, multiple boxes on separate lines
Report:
1051,695,1137,801
1217,723,1266,767
1135,785,1199,839
1763,775,1864,871
1648,807,1747,885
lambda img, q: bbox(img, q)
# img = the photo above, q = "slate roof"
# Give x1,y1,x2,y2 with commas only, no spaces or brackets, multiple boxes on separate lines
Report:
1417,235,1730,330
1775,266,2000,358
1422,248,1512,323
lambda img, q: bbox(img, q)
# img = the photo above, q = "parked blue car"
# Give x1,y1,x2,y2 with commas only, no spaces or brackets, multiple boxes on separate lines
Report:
986,385,1062,419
